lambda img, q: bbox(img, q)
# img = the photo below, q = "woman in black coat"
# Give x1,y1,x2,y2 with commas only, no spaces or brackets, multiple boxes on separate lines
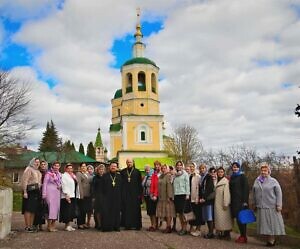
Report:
199,166,216,239
92,164,105,230
229,162,249,244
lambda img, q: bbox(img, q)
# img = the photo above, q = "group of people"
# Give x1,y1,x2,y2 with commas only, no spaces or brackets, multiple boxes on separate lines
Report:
21,157,285,247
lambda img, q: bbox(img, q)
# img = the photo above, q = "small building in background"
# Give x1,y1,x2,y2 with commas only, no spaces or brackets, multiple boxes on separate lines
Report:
3,149,97,191
94,128,108,162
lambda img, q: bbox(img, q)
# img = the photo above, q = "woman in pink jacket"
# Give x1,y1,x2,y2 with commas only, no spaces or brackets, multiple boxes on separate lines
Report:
42,161,62,232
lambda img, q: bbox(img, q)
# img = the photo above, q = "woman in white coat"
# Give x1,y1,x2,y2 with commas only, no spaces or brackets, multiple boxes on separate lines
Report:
60,163,80,231
189,163,202,236
214,167,232,240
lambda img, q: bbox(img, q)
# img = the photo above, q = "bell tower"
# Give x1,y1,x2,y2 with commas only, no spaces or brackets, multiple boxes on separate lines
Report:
109,9,168,168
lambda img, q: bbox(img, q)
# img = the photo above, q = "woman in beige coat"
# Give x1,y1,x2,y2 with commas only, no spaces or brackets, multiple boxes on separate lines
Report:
21,158,42,232
214,167,232,240
156,164,176,233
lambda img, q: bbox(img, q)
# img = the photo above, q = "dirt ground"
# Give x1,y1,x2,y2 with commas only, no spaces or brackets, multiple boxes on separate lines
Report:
0,212,292,249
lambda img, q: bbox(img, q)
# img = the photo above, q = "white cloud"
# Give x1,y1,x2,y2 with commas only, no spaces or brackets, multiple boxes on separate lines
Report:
148,0,300,155
0,0,61,21
3,0,300,157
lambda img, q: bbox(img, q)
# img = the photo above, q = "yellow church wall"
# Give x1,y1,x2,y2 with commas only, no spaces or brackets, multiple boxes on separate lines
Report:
111,98,122,121
125,121,161,151
121,99,159,116
110,134,122,158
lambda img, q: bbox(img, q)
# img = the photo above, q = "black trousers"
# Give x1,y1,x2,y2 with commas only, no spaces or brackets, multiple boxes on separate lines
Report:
77,198,87,226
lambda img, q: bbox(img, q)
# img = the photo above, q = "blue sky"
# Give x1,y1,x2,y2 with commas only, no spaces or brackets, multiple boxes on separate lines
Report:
1,16,163,81
0,1,299,157
110,20,163,68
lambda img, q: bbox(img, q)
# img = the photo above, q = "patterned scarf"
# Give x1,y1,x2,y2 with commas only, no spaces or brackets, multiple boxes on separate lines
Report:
48,168,61,187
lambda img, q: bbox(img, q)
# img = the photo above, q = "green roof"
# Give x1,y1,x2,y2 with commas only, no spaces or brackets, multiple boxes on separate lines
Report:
4,151,97,168
123,57,157,68
109,123,122,132
114,89,122,99
133,157,175,171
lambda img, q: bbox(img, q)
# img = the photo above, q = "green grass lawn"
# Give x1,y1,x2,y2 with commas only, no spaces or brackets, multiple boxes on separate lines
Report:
13,191,22,212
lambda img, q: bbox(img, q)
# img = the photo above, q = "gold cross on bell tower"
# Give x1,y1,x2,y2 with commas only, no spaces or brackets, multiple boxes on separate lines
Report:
135,7,142,39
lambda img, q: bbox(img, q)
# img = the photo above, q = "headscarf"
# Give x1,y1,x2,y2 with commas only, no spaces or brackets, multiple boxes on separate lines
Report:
87,164,94,172
28,158,39,170
144,166,154,177
47,162,62,187
231,161,242,176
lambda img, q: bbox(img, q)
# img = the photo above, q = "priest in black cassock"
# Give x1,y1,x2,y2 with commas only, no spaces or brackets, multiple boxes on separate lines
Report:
100,161,122,232
120,158,143,230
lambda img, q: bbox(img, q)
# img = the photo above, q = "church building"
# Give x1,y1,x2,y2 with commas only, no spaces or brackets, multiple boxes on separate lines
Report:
109,10,172,169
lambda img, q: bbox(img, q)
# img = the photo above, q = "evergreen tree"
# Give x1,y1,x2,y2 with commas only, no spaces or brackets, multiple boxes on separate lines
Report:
62,140,74,151
86,141,96,159
39,120,60,152
79,143,85,155
71,142,75,151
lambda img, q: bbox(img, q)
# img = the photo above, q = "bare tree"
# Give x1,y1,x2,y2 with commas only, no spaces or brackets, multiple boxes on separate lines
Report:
164,124,203,164
0,70,32,146
200,144,260,169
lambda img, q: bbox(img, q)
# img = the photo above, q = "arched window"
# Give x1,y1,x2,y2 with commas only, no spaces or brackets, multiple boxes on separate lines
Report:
151,73,156,93
126,73,133,93
138,72,146,91
136,124,152,143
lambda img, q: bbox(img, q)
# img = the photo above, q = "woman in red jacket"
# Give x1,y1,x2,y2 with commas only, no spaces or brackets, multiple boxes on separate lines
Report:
148,161,161,231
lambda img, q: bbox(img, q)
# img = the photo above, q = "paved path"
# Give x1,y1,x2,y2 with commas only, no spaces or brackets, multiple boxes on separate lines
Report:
0,212,290,249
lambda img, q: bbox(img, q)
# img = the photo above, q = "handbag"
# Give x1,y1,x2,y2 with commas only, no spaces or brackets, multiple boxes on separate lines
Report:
206,191,215,201
26,183,39,191
183,201,195,221
238,209,256,224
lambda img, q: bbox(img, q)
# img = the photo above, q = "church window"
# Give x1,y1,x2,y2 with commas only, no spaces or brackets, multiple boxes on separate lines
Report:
136,124,151,143
126,73,133,93
140,131,146,141
151,73,156,93
138,72,146,91
118,108,120,116
140,103,144,107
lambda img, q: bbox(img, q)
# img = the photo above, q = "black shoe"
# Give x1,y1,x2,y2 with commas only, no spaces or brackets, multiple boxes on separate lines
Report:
31,226,38,232
204,233,214,239
25,227,37,233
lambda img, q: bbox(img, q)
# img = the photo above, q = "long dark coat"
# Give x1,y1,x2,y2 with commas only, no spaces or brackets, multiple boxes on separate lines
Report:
229,174,249,218
199,174,215,206
120,167,142,229
100,172,122,231
92,174,104,213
